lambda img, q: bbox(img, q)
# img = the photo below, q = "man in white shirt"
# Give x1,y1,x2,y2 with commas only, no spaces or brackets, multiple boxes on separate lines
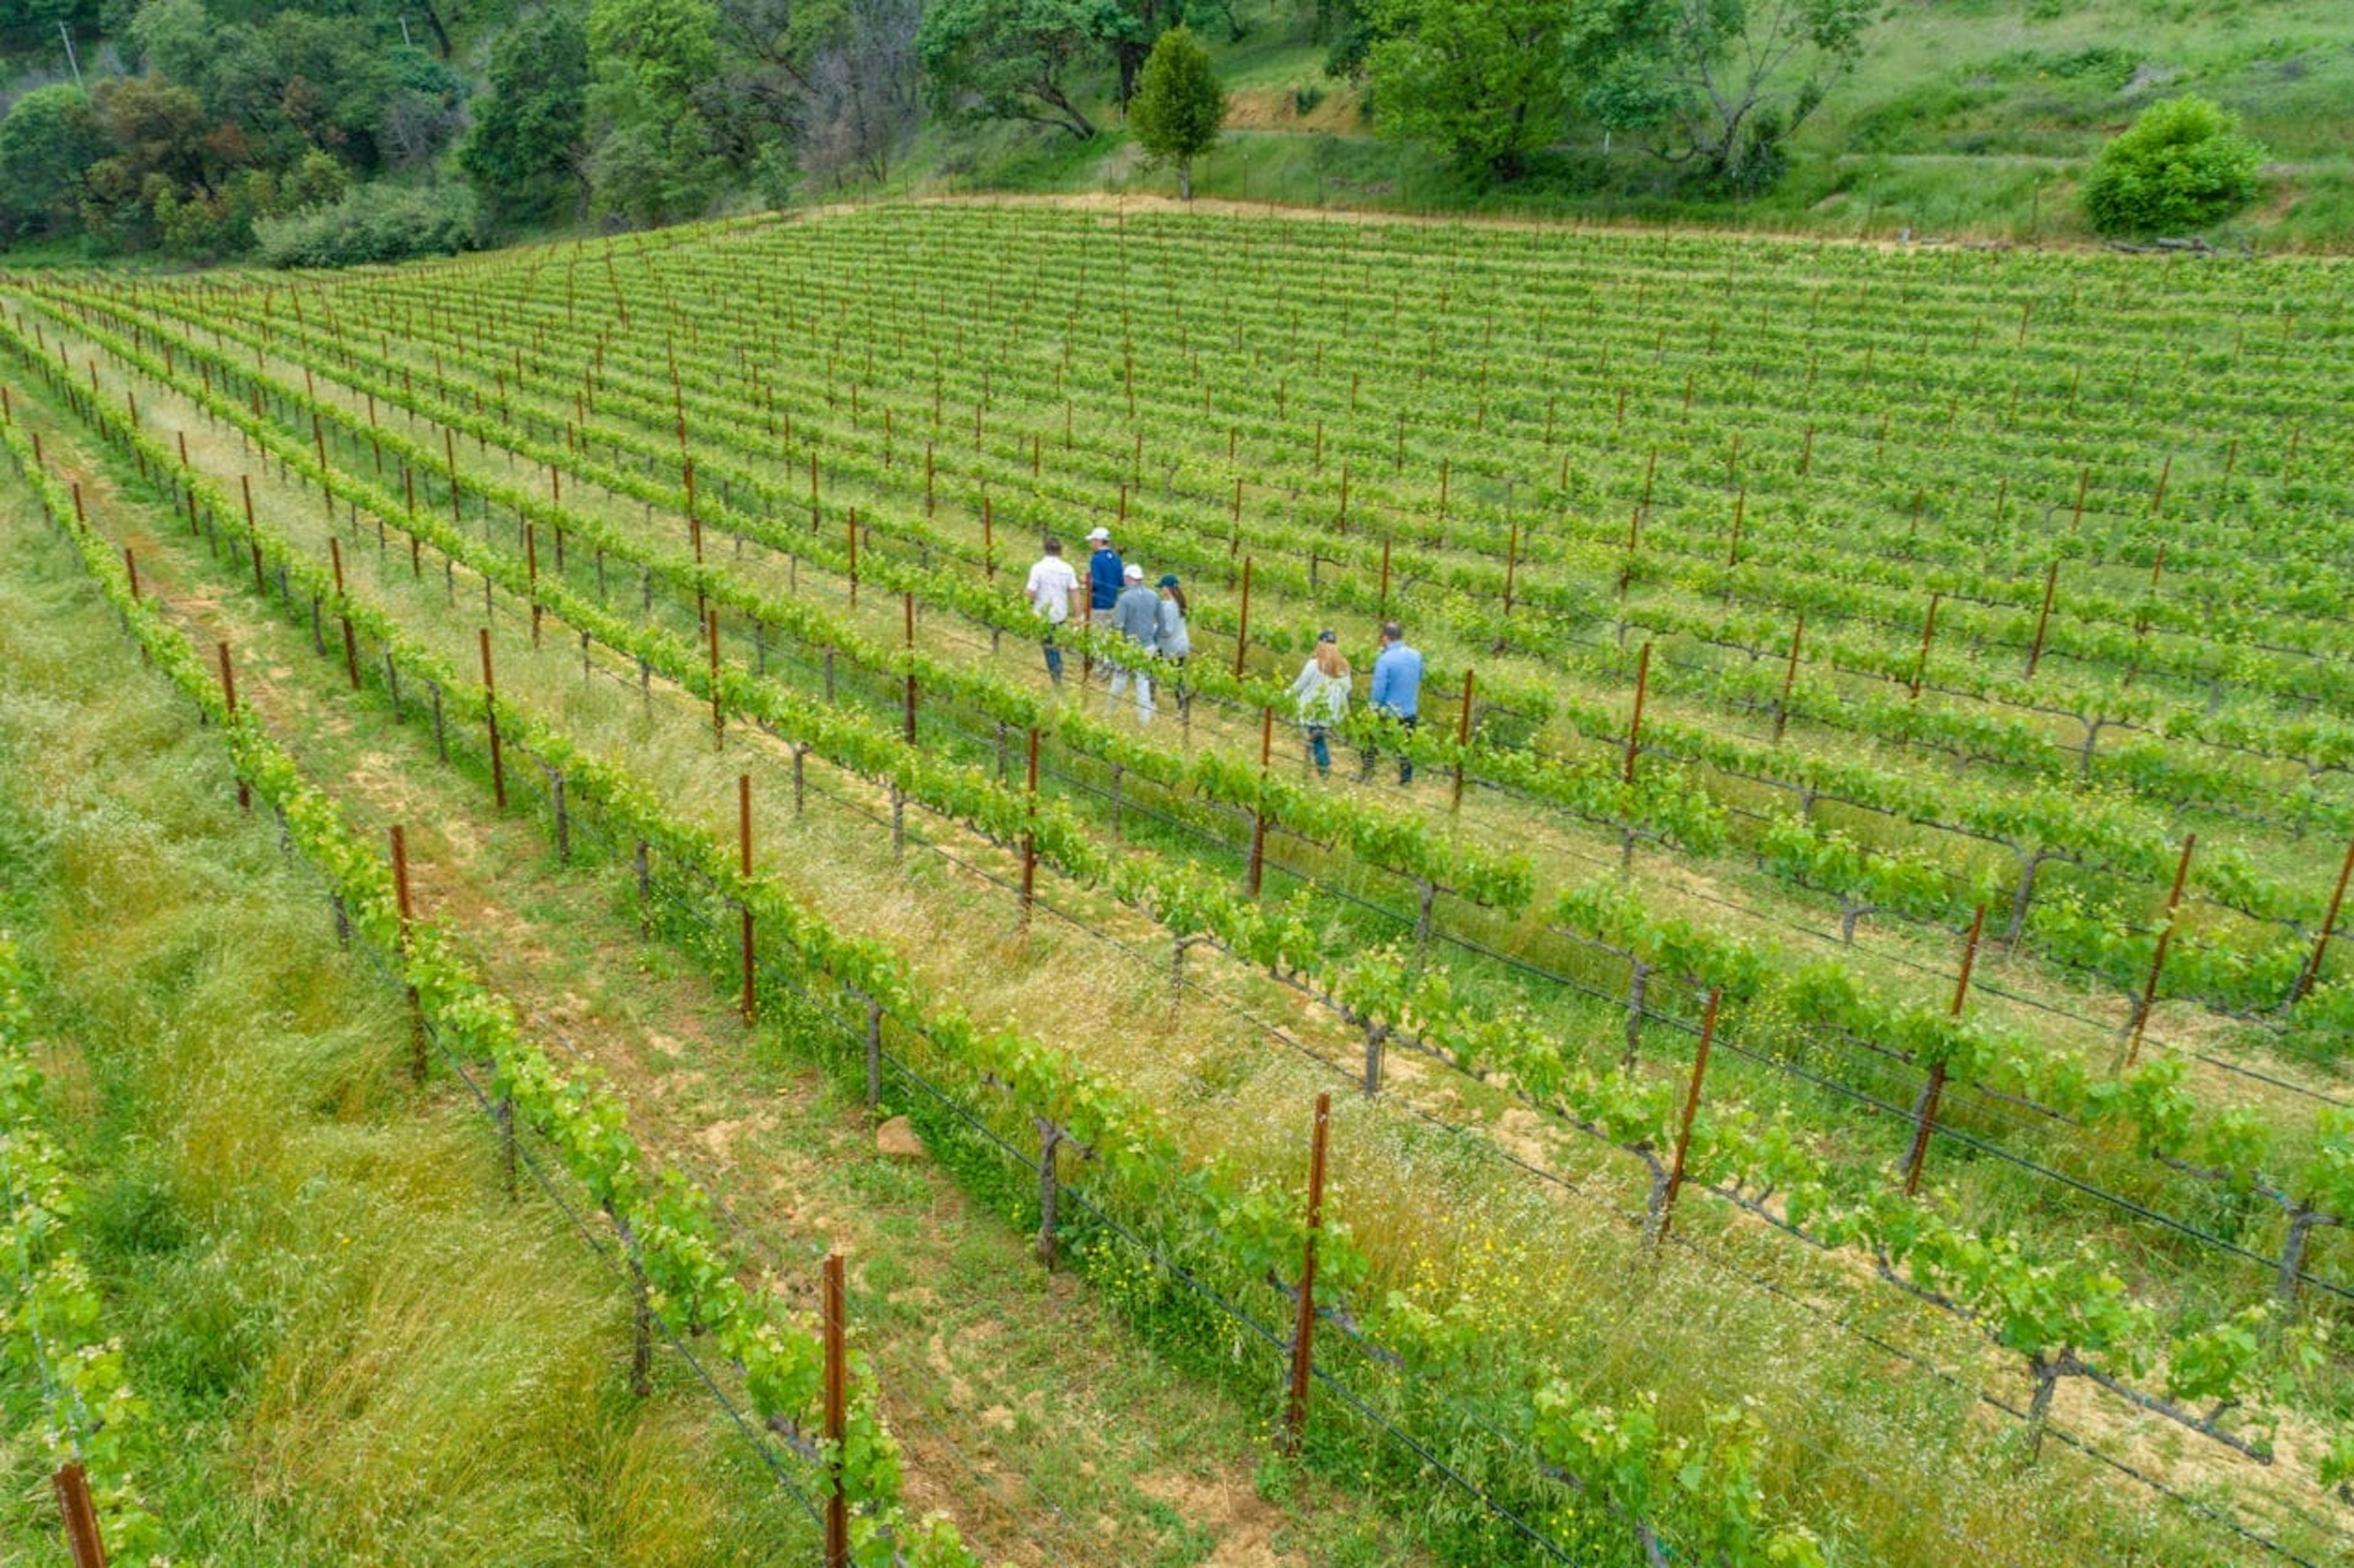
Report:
1023,536,1080,685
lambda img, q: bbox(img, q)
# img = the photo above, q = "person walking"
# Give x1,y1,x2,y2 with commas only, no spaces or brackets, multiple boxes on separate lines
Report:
1360,620,1424,783
1023,536,1080,685
1155,573,1194,720
1086,527,1124,612
1154,575,1192,664
1106,563,1162,723
1289,630,1350,776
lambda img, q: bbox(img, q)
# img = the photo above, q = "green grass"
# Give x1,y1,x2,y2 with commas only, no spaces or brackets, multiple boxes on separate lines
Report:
0,471,807,1566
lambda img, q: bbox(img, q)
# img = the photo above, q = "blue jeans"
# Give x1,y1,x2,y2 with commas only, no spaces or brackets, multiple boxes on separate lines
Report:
1042,629,1064,684
1308,725,1332,774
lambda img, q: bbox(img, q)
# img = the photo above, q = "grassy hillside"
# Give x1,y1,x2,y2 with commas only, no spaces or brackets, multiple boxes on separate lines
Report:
905,0,2354,248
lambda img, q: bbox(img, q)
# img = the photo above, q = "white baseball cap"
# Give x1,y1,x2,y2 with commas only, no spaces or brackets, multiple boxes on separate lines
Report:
1124,564,1145,580
1086,527,1111,542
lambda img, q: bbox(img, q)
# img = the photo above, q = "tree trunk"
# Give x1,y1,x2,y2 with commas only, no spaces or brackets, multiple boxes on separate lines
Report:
1179,161,1192,202
417,0,454,58
1623,961,1649,1070
2005,850,2047,948
2275,1209,2326,1306
2024,1360,2059,1460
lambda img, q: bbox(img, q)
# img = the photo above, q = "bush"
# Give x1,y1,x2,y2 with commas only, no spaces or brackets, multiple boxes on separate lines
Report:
254,183,478,270
2082,95,2266,235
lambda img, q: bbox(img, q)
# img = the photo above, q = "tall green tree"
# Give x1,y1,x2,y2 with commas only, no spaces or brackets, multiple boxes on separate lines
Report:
918,0,1114,141
1565,0,1872,194
0,83,107,238
462,7,592,223
1129,25,1225,199
1366,0,1573,181
588,0,723,111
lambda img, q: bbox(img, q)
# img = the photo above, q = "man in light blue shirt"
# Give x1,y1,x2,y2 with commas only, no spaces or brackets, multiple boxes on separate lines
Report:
1362,621,1424,783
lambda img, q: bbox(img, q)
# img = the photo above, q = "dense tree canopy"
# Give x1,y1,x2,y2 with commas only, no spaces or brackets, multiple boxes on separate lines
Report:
0,0,1903,261
461,7,592,223
0,84,107,238
1365,0,1573,181
1565,0,1872,192
1129,24,1225,197
919,0,1114,140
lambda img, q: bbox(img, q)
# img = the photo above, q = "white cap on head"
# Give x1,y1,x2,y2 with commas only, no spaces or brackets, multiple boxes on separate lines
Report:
1086,527,1111,542
1124,564,1145,580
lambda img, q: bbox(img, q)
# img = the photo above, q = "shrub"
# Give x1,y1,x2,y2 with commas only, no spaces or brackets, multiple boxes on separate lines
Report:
2082,95,2266,235
254,183,478,270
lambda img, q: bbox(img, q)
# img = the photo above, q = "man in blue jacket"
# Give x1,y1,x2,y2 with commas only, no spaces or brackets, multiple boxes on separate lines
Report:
1362,621,1424,784
1086,527,1124,612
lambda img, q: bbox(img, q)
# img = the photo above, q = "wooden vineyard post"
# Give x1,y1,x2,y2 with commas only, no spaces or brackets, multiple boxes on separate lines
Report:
2024,561,2059,679
821,1252,850,1568
902,592,918,745
1909,593,1942,700
329,537,360,690
1452,668,1476,811
1233,557,1254,678
1279,1092,1333,1457
1902,905,1986,1197
2122,835,2197,1069
2295,837,2354,1003
707,611,723,751
242,474,265,595
1035,1119,1062,1270
1623,642,1651,786
1019,727,1040,933
1774,616,1805,743
216,642,250,814
1726,488,1746,568
1502,519,1522,620
123,548,149,666
392,825,425,1083
1651,988,1722,1246
2069,465,2090,533
845,511,858,606
1377,538,1392,620
479,628,506,810
737,775,756,1026
1248,707,1272,899
525,523,542,649
50,1461,107,1568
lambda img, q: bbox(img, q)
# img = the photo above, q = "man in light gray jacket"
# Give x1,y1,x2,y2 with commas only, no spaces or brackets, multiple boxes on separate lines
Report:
1105,563,1160,723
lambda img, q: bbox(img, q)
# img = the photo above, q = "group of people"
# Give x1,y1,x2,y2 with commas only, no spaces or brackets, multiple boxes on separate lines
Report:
1021,526,1191,723
1023,528,1425,782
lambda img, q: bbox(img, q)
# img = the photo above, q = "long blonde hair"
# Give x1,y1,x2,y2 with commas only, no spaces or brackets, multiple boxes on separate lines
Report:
1314,641,1349,681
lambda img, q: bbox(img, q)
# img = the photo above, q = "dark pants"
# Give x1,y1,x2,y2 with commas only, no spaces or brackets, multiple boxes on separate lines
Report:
1042,626,1064,684
1307,725,1332,774
1360,714,1418,783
